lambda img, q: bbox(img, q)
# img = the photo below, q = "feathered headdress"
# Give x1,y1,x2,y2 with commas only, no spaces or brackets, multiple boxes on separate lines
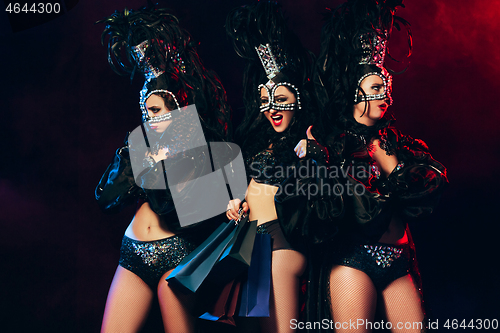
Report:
226,0,314,113
97,5,230,140
225,0,320,168
319,0,412,119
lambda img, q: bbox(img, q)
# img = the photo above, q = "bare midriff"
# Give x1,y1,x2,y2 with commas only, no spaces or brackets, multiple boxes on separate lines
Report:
378,214,408,245
245,179,279,226
124,202,176,241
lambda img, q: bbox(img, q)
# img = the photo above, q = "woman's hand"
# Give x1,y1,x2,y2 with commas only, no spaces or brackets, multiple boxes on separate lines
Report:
370,139,399,176
294,126,315,158
226,198,249,221
148,147,170,163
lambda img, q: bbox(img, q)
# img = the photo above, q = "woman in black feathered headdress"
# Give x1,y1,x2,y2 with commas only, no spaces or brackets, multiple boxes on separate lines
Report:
307,0,448,331
224,1,328,332
95,5,231,332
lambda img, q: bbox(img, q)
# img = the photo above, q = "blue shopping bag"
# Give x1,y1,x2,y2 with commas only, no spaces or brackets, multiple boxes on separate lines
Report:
238,233,272,317
166,220,238,293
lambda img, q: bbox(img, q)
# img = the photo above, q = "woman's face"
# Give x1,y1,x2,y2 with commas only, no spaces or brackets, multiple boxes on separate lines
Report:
353,74,390,126
145,93,172,133
261,85,296,133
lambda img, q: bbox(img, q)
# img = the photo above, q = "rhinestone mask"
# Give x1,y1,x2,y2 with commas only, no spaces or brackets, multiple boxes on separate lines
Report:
258,82,301,113
140,88,181,123
354,68,393,106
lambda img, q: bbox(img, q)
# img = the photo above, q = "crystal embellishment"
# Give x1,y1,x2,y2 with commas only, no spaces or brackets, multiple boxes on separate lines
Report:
131,40,165,81
255,43,282,79
364,245,403,268
132,241,177,266
371,165,381,179
359,31,388,67
394,161,405,172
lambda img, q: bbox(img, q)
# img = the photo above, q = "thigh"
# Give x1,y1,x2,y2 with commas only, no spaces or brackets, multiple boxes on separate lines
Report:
101,266,154,333
272,249,307,279
260,249,306,333
382,274,424,333
157,269,197,333
329,265,377,333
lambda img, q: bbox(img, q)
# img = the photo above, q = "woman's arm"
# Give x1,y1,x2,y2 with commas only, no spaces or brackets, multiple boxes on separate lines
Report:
95,136,145,213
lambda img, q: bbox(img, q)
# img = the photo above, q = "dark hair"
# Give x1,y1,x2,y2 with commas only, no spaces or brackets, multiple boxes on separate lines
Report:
154,91,178,111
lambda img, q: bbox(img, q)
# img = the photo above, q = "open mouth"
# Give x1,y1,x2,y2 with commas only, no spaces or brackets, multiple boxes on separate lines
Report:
270,114,283,126
378,104,387,111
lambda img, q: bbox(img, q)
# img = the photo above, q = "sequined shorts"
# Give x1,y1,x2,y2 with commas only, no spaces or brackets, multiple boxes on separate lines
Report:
257,219,292,251
119,234,198,289
332,242,411,291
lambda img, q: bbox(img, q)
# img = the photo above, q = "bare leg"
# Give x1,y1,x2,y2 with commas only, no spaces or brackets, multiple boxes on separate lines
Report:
381,274,424,332
260,249,306,333
329,265,377,333
101,266,154,333
158,269,197,333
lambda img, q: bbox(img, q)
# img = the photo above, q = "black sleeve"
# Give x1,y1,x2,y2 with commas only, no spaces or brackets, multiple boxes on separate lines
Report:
95,138,145,214
306,139,330,165
381,129,449,219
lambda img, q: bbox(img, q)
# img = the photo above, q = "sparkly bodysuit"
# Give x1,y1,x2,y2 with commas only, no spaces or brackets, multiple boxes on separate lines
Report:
327,125,448,290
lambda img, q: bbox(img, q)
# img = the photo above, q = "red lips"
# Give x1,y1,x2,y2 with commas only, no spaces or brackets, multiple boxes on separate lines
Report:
271,114,283,126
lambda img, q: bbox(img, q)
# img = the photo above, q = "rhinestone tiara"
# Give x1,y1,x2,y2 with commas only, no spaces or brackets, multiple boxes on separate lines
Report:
358,30,388,67
131,40,165,81
255,43,286,80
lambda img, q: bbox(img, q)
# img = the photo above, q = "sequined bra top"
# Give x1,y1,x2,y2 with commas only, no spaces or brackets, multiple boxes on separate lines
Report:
246,150,285,187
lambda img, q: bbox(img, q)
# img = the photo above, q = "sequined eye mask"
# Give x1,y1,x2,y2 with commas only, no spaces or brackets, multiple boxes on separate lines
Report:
354,71,393,106
140,89,180,123
258,82,301,113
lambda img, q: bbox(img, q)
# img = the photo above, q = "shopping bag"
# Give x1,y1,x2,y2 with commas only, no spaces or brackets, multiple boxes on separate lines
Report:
166,220,238,293
238,233,272,317
225,218,257,266
205,217,257,285
199,278,242,326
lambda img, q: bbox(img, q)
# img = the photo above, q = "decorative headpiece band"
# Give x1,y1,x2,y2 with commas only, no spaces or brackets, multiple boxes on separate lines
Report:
131,40,165,81
132,40,184,123
355,30,393,105
358,31,388,67
255,44,283,80
255,43,301,112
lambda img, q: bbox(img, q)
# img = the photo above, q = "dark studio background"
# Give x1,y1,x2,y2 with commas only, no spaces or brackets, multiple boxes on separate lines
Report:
0,0,498,332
